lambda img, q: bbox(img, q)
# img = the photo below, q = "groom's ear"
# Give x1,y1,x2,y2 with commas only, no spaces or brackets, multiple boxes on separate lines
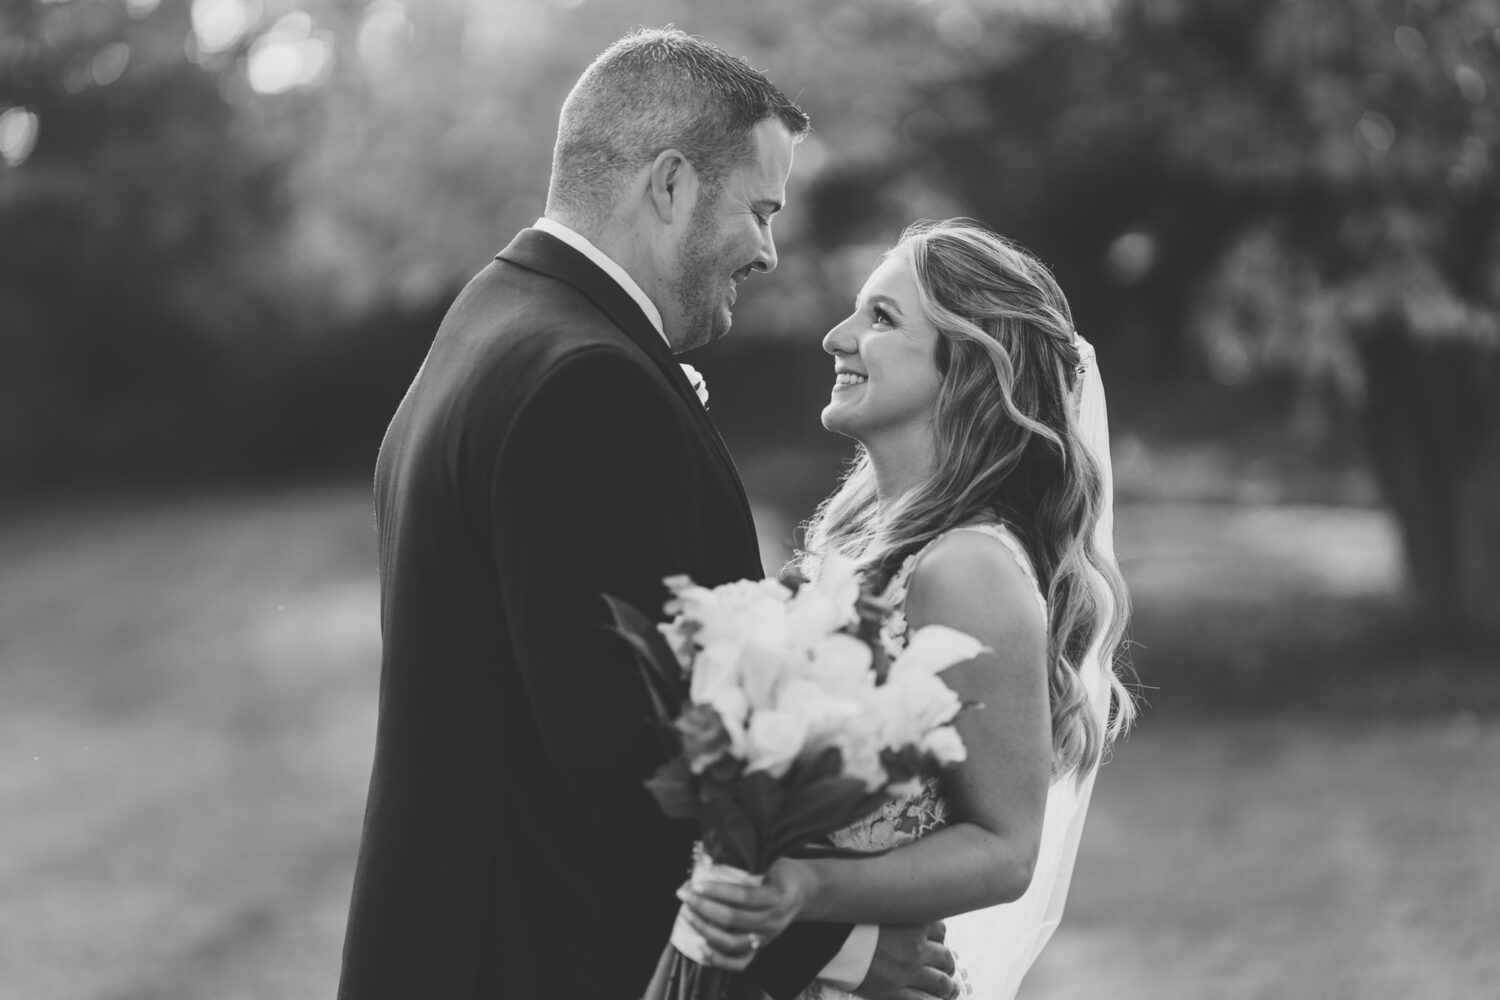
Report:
647,148,698,225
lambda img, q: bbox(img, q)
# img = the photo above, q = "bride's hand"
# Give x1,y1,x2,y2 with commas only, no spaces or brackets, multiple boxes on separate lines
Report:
677,857,820,970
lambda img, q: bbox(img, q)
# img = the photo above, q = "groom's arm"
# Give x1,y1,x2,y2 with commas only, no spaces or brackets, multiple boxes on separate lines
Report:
751,924,958,1000
491,346,715,983
815,926,879,991
745,923,873,1000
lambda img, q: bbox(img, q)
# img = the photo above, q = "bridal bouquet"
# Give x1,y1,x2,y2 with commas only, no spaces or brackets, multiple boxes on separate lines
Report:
606,556,983,1000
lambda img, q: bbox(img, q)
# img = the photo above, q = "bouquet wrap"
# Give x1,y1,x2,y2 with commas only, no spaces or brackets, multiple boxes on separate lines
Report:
668,856,765,966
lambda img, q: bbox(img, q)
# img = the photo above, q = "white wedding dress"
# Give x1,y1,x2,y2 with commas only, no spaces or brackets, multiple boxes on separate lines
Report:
799,521,1110,1000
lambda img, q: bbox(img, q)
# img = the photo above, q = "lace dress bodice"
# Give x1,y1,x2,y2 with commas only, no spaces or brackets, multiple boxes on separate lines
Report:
801,523,1046,1000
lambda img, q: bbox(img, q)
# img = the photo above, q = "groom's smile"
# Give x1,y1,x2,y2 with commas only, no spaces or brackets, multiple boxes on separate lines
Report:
671,119,797,349
729,267,755,304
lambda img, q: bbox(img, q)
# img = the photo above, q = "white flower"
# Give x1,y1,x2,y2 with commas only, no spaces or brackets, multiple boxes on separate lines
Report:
785,553,862,637
900,671,963,732
737,641,790,712
668,584,720,636
889,625,985,678
679,579,792,647
744,709,809,778
657,620,695,670
829,714,887,791
921,725,967,766
784,588,842,644
689,640,743,706
803,633,876,699
775,678,864,755
705,685,751,731
680,363,710,408
706,694,750,760
812,552,862,623
870,671,962,748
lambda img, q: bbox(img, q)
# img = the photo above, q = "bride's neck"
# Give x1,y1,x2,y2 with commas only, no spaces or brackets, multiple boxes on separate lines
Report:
866,428,937,510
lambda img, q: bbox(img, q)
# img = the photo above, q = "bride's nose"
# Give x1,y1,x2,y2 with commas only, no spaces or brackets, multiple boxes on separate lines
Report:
822,315,857,356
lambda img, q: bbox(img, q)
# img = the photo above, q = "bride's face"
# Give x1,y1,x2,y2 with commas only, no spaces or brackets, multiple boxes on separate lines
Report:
820,254,943,443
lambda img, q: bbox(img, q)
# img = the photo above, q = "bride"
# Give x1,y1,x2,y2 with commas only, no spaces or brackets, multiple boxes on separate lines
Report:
678,218,1136,1000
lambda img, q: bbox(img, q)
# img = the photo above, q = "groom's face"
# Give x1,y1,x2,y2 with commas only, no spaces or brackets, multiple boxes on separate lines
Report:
668,119,796,350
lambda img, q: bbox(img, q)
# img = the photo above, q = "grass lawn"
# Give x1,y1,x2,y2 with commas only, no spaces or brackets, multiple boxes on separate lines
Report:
1,487,1495,999
1025,718,1500,1000
0,489,378,1000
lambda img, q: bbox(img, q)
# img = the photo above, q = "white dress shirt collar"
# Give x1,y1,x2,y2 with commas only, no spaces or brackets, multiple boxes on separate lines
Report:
532,217,668,347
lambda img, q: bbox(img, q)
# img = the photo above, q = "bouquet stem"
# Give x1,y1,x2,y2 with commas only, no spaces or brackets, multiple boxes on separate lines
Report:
641,854,765,1000
643,945,756,1000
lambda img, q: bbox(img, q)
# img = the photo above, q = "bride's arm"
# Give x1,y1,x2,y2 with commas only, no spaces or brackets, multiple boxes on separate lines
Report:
680,532,1052,953
801,532,1051,922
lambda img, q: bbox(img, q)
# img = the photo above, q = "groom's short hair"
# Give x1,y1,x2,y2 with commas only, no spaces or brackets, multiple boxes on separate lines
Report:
547,28,809,221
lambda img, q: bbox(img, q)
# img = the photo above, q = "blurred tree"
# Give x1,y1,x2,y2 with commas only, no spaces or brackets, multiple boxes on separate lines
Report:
275,0,1027,314
0,0,309,482
0,0,1055,490
35,0,1497,646
864,0,1500,641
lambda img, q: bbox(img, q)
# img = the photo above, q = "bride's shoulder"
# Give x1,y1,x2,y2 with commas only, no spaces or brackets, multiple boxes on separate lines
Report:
904,523,1047,637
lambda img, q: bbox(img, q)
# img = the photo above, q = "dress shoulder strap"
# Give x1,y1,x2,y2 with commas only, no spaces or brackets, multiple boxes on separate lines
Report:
946,522,1048,616
888,522,1047,616
874,522,1048,660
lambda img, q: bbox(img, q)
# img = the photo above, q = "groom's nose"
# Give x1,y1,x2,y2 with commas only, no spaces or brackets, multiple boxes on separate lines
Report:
753,228,778,274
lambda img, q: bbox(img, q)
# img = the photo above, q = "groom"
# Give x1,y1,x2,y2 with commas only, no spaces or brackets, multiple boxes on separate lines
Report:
338,28,958,1000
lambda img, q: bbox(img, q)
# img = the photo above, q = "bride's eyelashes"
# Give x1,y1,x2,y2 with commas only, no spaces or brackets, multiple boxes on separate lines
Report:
872,305,896,328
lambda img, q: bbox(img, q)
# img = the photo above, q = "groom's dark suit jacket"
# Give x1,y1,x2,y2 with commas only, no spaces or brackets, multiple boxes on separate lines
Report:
338,230,851,999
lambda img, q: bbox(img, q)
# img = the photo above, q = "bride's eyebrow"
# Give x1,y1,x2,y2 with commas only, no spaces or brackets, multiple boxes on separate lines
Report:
867,294,904,317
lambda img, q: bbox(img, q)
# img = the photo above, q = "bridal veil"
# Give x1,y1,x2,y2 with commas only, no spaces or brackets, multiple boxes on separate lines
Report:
944,334,1118,1000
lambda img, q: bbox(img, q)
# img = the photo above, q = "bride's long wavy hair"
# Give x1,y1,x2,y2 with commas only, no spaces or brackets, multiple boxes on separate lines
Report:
801,219,1135,780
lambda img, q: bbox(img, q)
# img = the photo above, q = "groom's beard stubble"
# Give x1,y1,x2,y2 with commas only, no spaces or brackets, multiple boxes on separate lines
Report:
671,194,734,351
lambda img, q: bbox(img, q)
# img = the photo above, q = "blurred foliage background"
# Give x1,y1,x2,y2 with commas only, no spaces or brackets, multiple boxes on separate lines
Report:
2,1,1498,997
5,0,1498,638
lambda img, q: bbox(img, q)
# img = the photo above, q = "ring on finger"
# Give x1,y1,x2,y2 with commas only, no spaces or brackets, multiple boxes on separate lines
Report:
746,932,764,952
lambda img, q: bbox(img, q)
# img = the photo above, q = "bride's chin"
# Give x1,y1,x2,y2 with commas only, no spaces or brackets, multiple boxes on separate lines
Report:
821,405,858,437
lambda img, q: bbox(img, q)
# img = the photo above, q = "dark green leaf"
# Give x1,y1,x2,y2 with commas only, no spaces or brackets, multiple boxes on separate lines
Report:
603,593,686,725
769,778,889,856
699,783,762,873
736,771,786,868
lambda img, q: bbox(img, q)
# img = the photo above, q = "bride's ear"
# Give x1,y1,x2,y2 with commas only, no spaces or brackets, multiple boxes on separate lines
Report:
647,149,700,225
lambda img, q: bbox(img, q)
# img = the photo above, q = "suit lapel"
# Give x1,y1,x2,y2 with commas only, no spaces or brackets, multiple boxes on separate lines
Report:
496,229,757,532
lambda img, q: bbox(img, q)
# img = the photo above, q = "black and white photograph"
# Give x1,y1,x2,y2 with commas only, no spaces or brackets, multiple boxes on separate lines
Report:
2,1,1498,998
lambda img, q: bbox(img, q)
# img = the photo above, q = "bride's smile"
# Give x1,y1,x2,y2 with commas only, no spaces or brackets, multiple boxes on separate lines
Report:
820,254,943,445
